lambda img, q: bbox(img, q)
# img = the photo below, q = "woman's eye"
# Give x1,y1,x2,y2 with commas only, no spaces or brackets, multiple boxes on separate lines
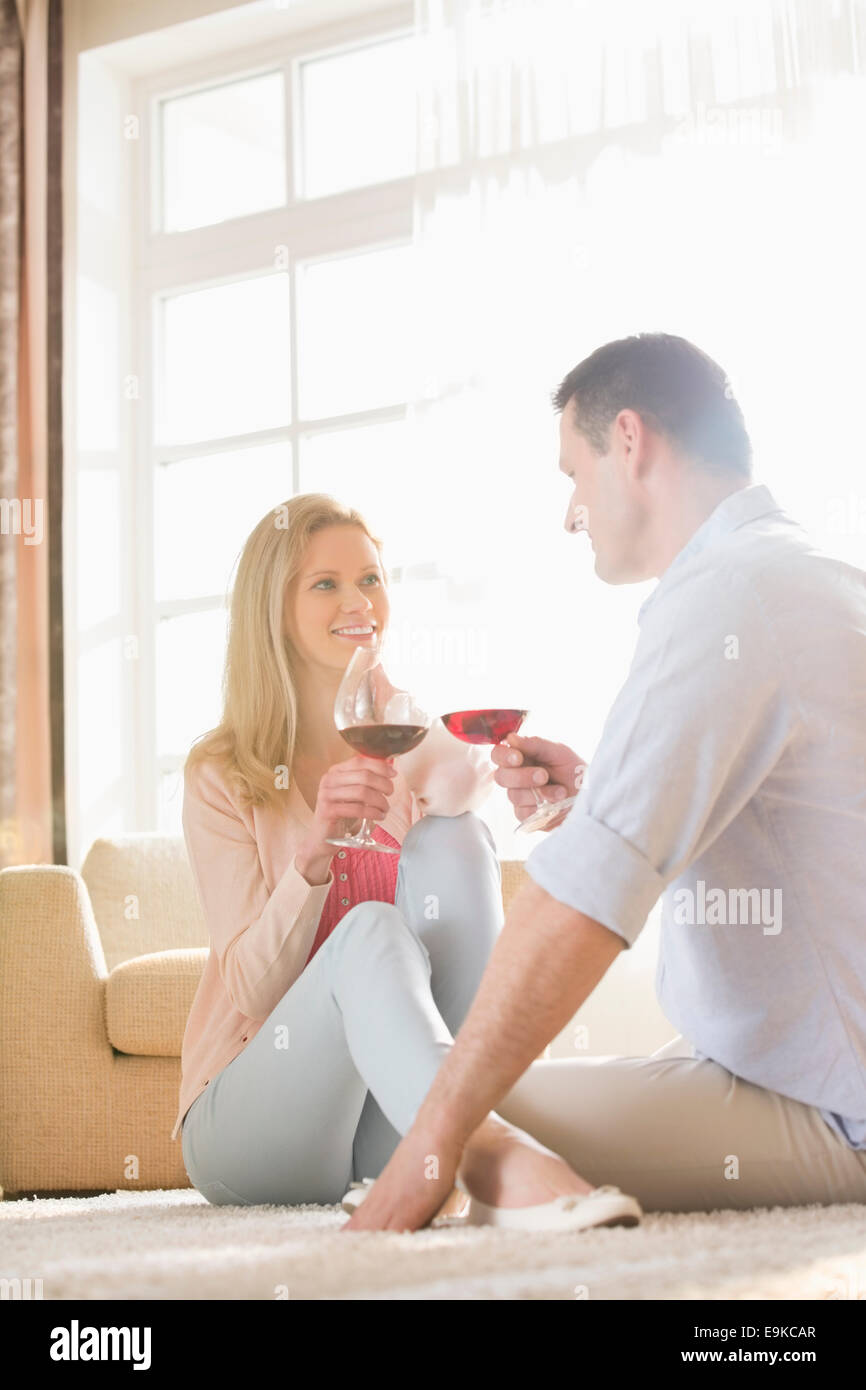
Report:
313,574,380,590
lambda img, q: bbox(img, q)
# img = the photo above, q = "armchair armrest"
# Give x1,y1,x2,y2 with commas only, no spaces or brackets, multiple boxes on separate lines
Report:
106,948,208,1056
0,863,109,1040
0,865,112,1191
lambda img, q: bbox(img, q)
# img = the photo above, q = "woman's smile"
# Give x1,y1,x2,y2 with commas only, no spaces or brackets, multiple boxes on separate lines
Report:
330,621,378,645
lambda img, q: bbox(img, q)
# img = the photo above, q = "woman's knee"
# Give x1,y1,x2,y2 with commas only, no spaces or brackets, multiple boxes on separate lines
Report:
334,899,404,934
401,810,495,858
328,900,430,962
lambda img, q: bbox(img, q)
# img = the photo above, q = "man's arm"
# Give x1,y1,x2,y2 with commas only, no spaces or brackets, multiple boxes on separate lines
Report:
413,875,626,1145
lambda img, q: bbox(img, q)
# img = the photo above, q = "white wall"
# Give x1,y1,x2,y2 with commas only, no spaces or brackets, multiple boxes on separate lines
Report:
63,35,137,870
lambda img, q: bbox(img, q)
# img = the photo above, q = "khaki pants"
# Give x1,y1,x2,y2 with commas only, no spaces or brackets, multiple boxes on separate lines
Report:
493,1034,866,1212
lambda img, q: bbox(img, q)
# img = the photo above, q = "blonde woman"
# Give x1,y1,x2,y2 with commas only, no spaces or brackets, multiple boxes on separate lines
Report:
174,494,631,1228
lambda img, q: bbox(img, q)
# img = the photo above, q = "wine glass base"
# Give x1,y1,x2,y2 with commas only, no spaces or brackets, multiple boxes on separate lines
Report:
514,794,578,834
325,834,400,855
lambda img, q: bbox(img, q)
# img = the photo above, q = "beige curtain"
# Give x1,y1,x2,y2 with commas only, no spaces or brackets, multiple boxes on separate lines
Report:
0,0,63,867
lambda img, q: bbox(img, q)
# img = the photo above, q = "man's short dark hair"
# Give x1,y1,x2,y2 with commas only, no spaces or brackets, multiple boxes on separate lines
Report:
553,333,752,478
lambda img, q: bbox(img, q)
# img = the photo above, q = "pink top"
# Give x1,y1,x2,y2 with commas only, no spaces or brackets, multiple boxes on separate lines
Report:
304,823,401,965
172,718,494,1140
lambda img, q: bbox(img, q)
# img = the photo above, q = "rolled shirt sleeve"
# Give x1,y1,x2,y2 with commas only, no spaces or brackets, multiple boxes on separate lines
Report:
525,563,801,946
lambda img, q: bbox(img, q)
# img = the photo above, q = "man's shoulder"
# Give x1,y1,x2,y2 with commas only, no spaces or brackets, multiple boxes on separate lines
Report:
721,519,866,626
654,515,863,633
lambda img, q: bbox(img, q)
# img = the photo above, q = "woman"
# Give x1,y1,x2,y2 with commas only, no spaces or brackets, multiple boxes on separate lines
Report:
174,493,639,1229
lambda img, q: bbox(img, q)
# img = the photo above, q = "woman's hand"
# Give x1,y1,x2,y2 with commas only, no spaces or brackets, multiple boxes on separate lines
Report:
491,732,587,830
295,755,397,884
397,714,496,817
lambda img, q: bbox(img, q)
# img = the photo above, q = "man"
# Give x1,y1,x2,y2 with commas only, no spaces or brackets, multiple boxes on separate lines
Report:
344,332,866,1232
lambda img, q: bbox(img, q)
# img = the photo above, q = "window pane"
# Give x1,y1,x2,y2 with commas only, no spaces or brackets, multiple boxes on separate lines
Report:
156,607,228,758
300,420,431,569
301,37,416,198
161,71,286,232
159,274,290,445
154,442,292,602
298,245,413,419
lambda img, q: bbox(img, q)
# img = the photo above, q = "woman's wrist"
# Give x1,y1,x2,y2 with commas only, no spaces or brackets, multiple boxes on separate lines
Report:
295,840,334,886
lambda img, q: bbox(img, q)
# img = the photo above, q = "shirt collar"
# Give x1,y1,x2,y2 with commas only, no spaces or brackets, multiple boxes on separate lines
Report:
636,482,785,626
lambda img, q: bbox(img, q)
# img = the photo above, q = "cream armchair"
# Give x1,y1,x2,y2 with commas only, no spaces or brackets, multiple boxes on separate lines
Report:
0,835,674,1198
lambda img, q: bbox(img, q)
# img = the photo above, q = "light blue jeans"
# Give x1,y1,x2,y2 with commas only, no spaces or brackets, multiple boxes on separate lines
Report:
181,812,503,1206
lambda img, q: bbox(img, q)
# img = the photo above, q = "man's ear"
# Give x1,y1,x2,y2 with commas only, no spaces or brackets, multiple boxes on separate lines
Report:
615,408,653,484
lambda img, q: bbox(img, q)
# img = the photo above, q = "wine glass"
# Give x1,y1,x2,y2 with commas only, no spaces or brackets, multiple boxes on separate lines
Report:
327,641,432,854
440,707,582,833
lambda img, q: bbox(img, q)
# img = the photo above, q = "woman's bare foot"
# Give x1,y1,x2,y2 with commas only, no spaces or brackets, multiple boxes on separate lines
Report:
457,1115,593,1209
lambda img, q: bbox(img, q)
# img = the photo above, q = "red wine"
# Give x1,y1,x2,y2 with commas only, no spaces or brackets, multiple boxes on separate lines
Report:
441,709,528,744
340,724,428,758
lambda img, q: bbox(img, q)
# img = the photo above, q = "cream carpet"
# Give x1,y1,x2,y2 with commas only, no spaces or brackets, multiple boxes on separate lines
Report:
2,1190,865,1299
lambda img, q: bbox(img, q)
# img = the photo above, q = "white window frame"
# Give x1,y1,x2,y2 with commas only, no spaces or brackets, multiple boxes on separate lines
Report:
130,3,415,831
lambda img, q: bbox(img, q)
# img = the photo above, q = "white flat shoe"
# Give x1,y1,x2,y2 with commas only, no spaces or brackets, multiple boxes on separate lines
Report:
453,1176,643,1231
339,1178,467,1228
340,1178,374,1214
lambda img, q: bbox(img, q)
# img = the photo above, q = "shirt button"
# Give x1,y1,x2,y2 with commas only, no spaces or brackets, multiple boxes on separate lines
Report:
337,850,347,859
341,896,350,906
339,872,348,881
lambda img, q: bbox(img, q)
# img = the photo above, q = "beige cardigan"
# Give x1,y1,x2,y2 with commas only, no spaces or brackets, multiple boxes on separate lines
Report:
172,719,494,1140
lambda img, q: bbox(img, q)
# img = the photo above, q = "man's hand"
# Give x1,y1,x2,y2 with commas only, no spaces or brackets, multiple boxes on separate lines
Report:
340,1121,463,1233
492,733,587,829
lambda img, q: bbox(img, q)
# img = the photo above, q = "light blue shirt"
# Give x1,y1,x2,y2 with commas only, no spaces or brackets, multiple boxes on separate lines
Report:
526,483,866,1149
